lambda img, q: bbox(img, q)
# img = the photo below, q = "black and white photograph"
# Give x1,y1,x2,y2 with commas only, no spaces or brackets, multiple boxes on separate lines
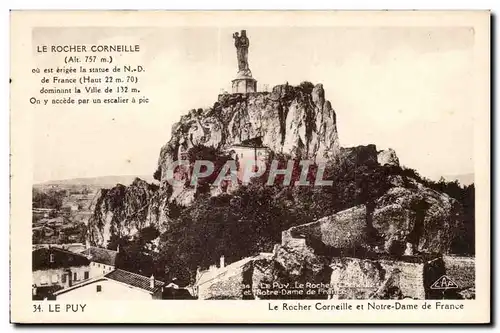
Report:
9,10,490,323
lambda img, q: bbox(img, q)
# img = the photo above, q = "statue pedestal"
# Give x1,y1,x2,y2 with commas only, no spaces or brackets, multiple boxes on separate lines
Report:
232,77,257,94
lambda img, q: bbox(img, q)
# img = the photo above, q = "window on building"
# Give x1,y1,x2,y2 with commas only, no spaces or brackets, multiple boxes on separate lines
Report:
96,285,102,292
84,271,89,279
98,264,100,268
49,254,55,263
51,274,58,283
73,272,78,281
61,274,66,284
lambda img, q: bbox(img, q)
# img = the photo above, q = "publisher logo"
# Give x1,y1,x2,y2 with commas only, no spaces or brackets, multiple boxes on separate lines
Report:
430,275,459,290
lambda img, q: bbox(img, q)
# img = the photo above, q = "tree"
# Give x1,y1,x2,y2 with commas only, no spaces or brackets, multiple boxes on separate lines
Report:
111,227,160,277
32,188,65,210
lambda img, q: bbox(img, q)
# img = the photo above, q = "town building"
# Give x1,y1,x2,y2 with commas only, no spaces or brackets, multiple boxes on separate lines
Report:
32,247,91,299
226,137,271,183
53,269,165,300
80,246,119,278
32,226,55,238
62,203,80,212
32,207,56,219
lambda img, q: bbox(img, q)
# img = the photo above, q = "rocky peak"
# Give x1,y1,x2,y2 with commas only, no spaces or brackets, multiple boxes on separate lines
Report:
157,82,340,188
87,178,160,246
378,148,400,167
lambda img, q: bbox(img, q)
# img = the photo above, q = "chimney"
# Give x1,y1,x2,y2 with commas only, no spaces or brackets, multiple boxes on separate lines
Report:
220,255,225,269
150,275,155,289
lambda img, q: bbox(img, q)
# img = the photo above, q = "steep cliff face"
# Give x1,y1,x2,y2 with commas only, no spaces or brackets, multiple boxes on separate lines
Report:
338,144,380,168
282,178,463,255
89,82,342,246
373,177,464,254
87,178,161,247
157,82,340,189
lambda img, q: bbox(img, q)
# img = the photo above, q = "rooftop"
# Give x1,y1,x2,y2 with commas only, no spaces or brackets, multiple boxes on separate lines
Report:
197,253,272,286
32,247,90,271
81,246,118,266
54,269,165,296
105,269,165,293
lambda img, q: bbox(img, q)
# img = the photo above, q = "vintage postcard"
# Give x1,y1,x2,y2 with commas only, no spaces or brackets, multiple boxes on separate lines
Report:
10,10,490,323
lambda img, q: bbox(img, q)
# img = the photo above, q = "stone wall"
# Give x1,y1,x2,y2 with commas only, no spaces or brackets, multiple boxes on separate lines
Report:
377,148,400,166
196,257,256,300
328,256,444,300
284,205,368,250
388,260,425,299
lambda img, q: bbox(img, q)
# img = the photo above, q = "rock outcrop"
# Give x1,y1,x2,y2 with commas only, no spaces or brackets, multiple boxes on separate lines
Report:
339,144,379,168
373,177,464,254
281,179,464,255
197,242,450,300
282,205,370,251
87,178,160,246
377,148,400,166
195,227,473,300
157,83,340,189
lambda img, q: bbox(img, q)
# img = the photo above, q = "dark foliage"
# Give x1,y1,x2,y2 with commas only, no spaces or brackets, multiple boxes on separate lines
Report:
32,188,65,210
153,167,161,181
110,227,160,278
298,81,315,94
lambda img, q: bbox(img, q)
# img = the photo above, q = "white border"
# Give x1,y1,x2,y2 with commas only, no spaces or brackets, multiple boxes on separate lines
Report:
3,1,497,332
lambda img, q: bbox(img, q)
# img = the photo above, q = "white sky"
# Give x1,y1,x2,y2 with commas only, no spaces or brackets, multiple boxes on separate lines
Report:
32,26,475,183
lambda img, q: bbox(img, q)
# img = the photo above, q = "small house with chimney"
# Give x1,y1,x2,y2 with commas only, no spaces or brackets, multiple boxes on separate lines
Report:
53,269,165,300
80,245,119,278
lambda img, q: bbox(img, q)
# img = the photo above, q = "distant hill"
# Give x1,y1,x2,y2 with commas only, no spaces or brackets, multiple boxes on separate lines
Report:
35,175,156,187
442,173,474,186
